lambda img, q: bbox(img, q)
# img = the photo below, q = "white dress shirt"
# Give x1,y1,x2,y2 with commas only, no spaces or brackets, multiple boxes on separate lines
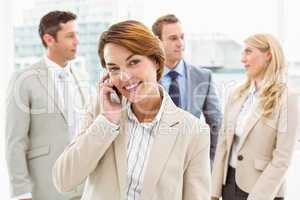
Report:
44,56,84,140
126,88,166,200
229,83,259,168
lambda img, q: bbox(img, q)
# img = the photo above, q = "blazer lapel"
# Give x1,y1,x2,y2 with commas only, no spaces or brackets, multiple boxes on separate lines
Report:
37,61,68,122
237,104,262,152
114,100,128,198
140,96,181,200
70,66,89,106
185,61,192,112
226,91,249,149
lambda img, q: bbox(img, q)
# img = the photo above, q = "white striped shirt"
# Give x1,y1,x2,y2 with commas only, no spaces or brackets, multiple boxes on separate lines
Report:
126,90,166,200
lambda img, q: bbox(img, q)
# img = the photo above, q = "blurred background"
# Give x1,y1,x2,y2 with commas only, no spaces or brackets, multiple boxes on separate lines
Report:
1,0,299,199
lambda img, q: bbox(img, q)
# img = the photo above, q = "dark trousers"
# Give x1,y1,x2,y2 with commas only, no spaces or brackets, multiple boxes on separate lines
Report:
222,166,284,200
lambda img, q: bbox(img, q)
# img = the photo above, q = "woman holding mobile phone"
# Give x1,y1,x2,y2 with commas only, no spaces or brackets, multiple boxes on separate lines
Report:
211,33,299,200
53,20,211,200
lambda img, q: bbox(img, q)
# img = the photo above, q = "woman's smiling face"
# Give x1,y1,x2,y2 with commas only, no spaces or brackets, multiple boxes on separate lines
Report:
104,43,159,103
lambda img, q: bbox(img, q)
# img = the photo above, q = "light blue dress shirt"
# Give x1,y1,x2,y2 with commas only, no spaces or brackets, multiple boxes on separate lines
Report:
160,59,187,110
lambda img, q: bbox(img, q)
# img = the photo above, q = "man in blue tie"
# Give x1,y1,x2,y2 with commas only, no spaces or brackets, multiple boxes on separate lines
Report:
152,14,222,164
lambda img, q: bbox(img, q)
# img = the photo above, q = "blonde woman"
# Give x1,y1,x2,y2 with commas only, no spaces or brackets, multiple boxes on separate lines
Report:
211,33,299,200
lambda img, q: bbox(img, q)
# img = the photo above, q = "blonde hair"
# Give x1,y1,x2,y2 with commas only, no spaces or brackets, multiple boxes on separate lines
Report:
234,33,287,117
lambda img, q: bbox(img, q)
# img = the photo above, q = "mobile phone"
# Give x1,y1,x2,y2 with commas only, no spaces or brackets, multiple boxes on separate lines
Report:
112,85,120,96
110,81,121,104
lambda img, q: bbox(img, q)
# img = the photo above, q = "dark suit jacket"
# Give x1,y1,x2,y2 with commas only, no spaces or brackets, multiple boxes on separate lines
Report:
161,60,222,163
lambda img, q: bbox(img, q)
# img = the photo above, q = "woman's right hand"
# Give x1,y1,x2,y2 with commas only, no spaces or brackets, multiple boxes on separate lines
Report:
98,74,122,124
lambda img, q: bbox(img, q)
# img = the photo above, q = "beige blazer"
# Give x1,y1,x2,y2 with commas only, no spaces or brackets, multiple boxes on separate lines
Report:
212,86,299,200
5,60,89,199
53,94,211,200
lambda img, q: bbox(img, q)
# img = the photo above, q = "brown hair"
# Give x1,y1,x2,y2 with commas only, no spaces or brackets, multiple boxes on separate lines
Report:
152,14,180,39
39,10,77,47
98,20,165,81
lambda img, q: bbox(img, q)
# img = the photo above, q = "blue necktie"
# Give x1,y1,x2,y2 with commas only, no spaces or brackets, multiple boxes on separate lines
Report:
168,71,181,107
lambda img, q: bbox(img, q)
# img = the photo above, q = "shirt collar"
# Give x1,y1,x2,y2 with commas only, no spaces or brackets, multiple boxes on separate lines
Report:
163,59,185,78
249,81,259,97
44,55,71,74
127,85,166,126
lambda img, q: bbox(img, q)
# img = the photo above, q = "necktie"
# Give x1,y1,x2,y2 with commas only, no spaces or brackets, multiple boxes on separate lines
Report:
58,70,70,118
168,70,181,107
58,70,76,140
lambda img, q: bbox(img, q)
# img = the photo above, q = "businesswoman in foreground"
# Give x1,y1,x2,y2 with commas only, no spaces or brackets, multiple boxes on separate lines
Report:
53,20,211,200
211,33,299,200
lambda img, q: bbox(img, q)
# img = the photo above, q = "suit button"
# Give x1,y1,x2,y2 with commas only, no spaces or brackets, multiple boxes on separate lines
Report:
237,155,243,161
